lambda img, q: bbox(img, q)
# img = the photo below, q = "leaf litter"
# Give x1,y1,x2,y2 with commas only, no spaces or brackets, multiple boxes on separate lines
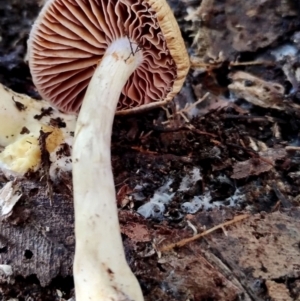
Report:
1,0,300,300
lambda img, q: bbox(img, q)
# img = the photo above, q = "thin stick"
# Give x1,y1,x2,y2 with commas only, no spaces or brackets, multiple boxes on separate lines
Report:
159,214,249,252
229,61,274,67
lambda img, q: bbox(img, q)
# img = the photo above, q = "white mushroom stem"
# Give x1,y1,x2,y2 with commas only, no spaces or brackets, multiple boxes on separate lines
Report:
72,38,144,301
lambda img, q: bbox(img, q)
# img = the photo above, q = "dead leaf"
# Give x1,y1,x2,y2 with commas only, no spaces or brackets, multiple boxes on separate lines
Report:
116,184,132,207
121,222,151,243
231,148,286,179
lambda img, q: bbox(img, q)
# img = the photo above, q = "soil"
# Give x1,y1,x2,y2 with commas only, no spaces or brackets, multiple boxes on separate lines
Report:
0,0,300,301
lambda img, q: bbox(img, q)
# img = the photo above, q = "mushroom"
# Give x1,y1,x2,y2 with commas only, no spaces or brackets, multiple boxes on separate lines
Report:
0,83,75,178
28,0,189,300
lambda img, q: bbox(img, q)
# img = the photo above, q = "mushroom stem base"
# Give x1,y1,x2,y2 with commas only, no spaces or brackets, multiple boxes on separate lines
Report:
72,38,143,301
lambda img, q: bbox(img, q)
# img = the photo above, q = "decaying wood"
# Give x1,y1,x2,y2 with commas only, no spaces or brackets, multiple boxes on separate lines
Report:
0,173,74,287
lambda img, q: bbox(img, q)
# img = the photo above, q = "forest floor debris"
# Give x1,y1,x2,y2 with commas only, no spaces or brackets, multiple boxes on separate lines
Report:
0,0,300,300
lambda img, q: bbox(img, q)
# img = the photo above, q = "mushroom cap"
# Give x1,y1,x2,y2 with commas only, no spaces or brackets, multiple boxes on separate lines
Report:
28,0,190,115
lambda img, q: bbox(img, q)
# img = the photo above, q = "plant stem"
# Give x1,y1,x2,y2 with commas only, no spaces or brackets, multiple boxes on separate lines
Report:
72,38,143,301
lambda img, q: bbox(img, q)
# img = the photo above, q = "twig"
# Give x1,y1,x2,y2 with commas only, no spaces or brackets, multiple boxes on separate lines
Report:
229,60,275,67
162,93,210,125
285,146,300,151
226,143,275,167
131,146,158,155
131,147,193,163
190,60,223,70
224,114,269,122
188,126,218,138
179,92,210,114
159,214,249,252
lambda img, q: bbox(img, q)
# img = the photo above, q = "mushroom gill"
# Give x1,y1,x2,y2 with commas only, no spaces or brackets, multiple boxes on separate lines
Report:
30,0,177,113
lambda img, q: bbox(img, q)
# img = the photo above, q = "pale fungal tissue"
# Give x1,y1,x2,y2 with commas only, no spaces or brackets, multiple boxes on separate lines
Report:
137,179,175,219
137,167,246,218
0,84,76,179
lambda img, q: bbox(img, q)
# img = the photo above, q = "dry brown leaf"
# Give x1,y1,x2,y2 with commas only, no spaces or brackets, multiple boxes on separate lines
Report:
231,148,286,179
116,184,132,207
121,222,151,243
